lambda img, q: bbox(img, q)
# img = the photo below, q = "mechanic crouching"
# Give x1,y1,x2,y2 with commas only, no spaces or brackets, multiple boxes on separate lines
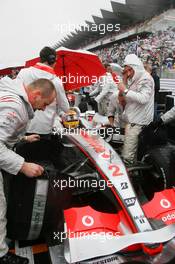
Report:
0,77,56,264
118,54,155,165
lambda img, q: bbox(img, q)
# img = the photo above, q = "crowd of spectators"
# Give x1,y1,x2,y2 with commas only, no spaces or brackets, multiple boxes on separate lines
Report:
1,28,175,80
94,27,175,70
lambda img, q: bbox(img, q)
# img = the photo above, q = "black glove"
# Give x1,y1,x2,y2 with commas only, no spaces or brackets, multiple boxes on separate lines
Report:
149,117,163,129
89,98,98,112
85,93,91,103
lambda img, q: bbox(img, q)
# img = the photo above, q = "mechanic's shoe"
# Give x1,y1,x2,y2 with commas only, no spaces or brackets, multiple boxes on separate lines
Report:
0,252,29,264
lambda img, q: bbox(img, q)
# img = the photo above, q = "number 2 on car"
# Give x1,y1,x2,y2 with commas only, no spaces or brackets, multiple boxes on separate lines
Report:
108,164,124,177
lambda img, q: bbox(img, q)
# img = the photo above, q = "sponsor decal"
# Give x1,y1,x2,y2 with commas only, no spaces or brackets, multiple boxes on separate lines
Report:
160,199,171,209
86,255,121,264
100,152,110,159
108,164,124,177
133,215,146,224
124,197,136,207
82,216,94,227
162,212,175,222
80,131,105,153
121,182,129,190
80,132,125,178
2,111,18,126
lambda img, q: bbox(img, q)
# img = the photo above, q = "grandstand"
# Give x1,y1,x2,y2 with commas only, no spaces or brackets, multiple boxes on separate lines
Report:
53,0,175,77
53,0,175,50
52,0,175,116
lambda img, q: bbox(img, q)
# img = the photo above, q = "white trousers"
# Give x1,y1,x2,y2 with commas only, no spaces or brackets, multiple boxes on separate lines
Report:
122,123,143,164
0,172,8,257
98,93,113,116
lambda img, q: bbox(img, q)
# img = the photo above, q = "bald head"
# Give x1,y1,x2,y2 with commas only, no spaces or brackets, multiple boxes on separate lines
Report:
27,78,55,97
26,78,56,110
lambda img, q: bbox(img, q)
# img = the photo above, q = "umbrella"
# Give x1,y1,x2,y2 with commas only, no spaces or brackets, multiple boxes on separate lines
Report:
0,61,25,76
25,47,106,91
55,47,106,90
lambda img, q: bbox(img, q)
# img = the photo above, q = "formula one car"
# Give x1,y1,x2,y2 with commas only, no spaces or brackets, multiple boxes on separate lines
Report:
3,116,175,264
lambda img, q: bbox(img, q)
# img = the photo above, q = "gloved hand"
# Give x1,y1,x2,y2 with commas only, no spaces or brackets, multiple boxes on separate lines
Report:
89,98,98,112
149,117,163,129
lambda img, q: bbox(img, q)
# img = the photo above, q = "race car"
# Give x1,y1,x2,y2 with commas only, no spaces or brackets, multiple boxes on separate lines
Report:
3,114,175,264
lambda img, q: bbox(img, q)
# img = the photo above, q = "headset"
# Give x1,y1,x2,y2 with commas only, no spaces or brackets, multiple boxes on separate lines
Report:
47,54,56,65
40,47,57,65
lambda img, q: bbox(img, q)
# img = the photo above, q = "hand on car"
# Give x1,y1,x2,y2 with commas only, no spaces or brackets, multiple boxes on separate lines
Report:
25,134,40,143
20,162,44,177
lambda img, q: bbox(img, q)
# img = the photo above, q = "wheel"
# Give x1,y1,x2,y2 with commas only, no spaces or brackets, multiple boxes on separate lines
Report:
141,144,175,199
4,138,72,242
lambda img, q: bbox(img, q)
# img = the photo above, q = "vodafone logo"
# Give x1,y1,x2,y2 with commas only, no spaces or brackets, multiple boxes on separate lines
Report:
162,212,175,222
82,216,94,227
160,199,171,209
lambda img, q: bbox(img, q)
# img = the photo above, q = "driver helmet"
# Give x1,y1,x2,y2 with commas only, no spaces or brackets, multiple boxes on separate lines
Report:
63,109,79,129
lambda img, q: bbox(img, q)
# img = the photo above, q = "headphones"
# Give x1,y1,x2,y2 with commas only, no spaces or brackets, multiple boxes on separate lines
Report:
47,54,56,65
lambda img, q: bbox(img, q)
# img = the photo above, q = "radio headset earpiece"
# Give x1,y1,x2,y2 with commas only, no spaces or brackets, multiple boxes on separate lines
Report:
40,47,57,65
47,54,56,65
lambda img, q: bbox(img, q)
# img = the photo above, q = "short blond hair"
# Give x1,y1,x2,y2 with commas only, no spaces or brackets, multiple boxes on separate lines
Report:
29,78,55,97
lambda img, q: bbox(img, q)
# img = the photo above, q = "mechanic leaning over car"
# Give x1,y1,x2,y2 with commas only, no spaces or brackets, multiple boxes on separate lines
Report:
117,54,155,164
0,77,56,264
17,46,69,135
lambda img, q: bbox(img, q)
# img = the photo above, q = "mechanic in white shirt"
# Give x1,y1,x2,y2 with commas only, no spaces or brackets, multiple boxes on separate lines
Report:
118,54,154,164
17,46,69,135
89,63,118,116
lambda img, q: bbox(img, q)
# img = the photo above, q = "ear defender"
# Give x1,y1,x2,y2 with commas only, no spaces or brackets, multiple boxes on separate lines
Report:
47,54,56,65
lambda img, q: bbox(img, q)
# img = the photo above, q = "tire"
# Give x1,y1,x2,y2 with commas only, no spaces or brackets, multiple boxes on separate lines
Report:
141,144,175,199
4,138,72,243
